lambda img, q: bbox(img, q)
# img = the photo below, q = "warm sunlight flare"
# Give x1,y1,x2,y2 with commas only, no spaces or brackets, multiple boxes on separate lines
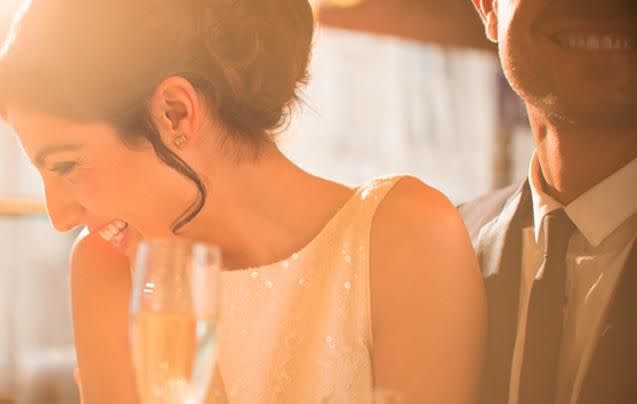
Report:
0,0,25,45
0,1,634,403
0,0,23,20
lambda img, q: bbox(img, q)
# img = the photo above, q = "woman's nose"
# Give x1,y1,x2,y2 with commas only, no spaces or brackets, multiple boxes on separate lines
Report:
44,183,84,233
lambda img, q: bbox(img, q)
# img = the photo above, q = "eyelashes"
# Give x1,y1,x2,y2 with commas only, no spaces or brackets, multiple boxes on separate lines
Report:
50,161,78,176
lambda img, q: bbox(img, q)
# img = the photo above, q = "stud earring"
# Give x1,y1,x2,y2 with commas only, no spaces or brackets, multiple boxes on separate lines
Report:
174,135,187,147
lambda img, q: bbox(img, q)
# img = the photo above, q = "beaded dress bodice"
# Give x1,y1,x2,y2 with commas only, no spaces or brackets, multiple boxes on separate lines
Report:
213,176,403,404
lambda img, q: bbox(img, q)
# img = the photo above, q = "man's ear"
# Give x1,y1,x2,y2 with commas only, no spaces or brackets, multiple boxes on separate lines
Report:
148,76,202,150
471,0,499,43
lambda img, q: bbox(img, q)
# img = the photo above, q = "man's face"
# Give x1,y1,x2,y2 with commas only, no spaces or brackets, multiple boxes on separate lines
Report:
486,0,637,129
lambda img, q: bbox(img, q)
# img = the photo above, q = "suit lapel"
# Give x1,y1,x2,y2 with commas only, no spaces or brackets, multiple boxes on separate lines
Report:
577,240,637,404
478,180,532,404
477,181,531,278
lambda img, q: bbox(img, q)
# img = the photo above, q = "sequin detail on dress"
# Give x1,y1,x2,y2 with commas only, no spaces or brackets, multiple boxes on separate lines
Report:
214,176,405,404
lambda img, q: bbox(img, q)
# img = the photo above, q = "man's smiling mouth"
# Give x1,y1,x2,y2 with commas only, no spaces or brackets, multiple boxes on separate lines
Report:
553,32,635,52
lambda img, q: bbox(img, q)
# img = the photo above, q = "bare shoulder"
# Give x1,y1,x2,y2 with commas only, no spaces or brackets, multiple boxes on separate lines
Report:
369,176,486,401
70,231,131,319
70,230,131,319
71,229,129,279
70,230,136,403
372,176,471,255
370,175,483,301
70,228,131,339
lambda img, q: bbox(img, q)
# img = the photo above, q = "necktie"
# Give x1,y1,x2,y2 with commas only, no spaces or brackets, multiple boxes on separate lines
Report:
519,209,575,404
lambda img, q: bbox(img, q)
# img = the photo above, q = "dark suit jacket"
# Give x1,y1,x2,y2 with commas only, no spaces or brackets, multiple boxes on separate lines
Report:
460,181,637,404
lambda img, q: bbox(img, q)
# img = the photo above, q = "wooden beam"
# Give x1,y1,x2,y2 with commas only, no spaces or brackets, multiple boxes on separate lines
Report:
317,0,495,51
0,197,46,217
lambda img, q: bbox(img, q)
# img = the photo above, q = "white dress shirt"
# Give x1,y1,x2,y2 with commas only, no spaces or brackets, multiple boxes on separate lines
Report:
508,154,637,404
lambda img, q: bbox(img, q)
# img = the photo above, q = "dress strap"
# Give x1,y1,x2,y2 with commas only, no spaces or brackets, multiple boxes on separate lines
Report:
350,175,407,349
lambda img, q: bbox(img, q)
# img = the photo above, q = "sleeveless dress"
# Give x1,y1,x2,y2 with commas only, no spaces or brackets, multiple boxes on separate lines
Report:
213,176,404,404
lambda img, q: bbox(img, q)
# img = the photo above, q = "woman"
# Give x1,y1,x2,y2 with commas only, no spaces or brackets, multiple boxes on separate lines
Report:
0,0,485,403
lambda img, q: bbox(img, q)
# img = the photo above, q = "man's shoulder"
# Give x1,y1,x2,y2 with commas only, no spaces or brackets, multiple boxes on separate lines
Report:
459,182,523,242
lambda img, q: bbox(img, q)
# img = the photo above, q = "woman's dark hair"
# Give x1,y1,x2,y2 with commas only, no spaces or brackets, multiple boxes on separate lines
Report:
0,0,315,232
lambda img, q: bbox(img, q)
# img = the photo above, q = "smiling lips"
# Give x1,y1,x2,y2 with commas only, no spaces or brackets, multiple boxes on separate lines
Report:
554,33,635,51
97,220,128,243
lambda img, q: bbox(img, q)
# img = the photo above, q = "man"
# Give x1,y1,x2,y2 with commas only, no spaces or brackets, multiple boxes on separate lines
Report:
460,1,637,404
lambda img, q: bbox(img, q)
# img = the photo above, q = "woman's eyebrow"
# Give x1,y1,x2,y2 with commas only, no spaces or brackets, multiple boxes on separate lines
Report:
35,143,83,166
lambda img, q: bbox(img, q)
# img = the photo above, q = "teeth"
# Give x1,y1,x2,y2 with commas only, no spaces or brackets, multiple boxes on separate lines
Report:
601,35,613,50
99,230,112,240
568,37,577,48
622,39,631,50
587,36,600,50
578,37,587,48
560,34,634,51
97,220,128,242
112,232,125,243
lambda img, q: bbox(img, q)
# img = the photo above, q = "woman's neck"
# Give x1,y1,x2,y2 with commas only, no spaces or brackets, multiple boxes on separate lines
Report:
178,142,352,269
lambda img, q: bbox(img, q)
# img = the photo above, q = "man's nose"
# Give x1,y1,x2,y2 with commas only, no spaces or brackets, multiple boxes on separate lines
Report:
44,182,85,233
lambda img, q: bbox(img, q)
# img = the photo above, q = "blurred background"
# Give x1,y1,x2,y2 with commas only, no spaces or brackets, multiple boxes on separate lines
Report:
0,0,534,403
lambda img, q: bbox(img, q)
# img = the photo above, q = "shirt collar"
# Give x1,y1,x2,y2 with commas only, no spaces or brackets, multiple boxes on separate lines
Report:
528,153,637,247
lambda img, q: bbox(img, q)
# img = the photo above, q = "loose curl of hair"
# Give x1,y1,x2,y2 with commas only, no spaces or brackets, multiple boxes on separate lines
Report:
0,0,315,232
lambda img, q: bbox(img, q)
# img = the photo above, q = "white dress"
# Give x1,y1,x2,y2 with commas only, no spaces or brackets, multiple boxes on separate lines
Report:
214,176,404,404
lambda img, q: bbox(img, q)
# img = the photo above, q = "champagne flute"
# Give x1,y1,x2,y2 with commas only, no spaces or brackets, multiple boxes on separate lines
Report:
130,239,222,404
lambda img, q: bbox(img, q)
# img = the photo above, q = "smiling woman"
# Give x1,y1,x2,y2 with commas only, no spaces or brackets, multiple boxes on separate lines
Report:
0,1,487,404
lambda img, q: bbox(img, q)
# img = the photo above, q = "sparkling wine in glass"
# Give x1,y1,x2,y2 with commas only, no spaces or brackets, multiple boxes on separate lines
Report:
130,239,222,404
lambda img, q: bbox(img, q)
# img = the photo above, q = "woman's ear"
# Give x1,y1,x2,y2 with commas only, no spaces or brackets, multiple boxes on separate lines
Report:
148,76,202,150
471,0,499,43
